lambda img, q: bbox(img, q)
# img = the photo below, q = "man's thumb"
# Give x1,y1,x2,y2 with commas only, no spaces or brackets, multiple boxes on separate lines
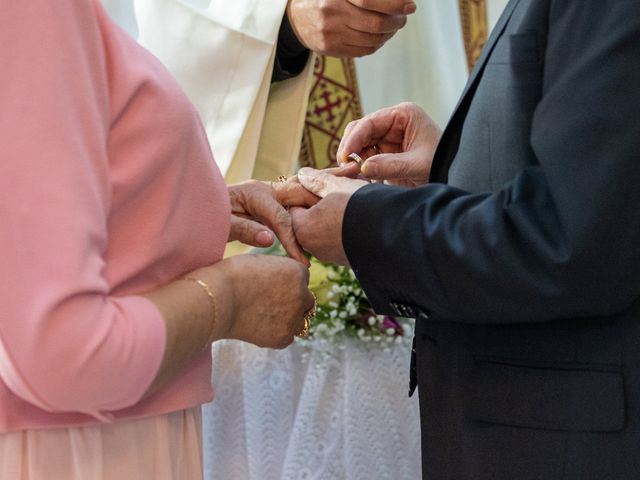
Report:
362,153,414,180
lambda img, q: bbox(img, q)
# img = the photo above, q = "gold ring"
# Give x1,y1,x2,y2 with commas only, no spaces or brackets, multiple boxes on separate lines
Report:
297,317,310,338
348,152,364,167
277,175,288,183
297,292,317,338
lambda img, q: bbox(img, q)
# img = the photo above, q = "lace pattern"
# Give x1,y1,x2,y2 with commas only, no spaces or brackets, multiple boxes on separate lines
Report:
203,340,421,479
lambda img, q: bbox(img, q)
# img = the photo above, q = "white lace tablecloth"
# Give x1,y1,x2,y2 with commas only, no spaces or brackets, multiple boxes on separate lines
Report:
202,339,421,480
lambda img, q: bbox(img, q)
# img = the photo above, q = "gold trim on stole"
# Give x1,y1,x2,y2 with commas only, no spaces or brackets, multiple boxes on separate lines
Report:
299,56,363,170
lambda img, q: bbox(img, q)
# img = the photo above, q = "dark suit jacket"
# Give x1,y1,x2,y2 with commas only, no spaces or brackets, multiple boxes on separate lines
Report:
343,1,640,478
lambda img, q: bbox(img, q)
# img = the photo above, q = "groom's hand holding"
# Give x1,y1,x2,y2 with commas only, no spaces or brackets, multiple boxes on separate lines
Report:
337,102,442,187
290,167,368,266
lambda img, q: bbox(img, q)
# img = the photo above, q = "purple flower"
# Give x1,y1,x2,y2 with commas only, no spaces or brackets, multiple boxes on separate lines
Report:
381,316,403,335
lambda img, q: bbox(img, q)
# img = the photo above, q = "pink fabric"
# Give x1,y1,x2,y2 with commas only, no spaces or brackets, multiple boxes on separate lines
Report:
0,407,204,480
0,0,230,432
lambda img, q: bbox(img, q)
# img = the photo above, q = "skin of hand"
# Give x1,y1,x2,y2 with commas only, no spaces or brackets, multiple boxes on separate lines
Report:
207,254,314,348
336,102,443,187
144,253,314,395
289,167,368,266
287,0,416,57
228,180,319,266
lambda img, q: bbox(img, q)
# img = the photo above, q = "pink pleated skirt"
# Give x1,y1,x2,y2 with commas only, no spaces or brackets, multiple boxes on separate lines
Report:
0,407,203,480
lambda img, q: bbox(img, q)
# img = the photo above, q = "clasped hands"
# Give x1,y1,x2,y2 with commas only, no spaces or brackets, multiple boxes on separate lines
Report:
229,103,442,268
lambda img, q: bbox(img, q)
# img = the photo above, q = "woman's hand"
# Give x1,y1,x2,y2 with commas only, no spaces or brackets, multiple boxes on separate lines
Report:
336,102,442,187
228,180,319,265
211,254,314,349
144,253,314,395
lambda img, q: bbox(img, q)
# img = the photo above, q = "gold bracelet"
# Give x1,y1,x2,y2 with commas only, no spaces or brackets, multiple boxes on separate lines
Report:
183,277,217,348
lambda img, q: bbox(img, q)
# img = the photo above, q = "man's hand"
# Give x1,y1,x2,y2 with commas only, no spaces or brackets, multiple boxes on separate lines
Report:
337,102,442,187
287,0,416,57
228,180,319,265
290,168,368,265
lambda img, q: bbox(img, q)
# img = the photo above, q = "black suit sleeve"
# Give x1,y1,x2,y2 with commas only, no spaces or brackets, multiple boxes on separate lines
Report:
272,11,310,82
343,0,640,324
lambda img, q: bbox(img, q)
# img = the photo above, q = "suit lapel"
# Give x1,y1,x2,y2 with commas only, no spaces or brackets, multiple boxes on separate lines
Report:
428,0,521,183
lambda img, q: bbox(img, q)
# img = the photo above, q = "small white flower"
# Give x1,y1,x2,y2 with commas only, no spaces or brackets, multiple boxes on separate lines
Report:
386,328,396,336
367,316,376,326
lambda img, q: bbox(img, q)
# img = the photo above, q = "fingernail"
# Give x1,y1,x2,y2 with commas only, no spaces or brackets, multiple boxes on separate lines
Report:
298,167,312,178
256,230,274,245
404,2,416,14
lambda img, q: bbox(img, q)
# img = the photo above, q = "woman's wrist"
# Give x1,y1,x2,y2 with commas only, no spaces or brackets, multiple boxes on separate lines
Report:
182,277,219,348
141,261,235,397
188,262,236,344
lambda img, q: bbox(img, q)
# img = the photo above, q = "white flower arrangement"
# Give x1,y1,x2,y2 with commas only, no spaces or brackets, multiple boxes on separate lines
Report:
296,256,414,358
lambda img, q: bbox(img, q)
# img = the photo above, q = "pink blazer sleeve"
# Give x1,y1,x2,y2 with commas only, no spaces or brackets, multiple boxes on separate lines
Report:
0,1,165,418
